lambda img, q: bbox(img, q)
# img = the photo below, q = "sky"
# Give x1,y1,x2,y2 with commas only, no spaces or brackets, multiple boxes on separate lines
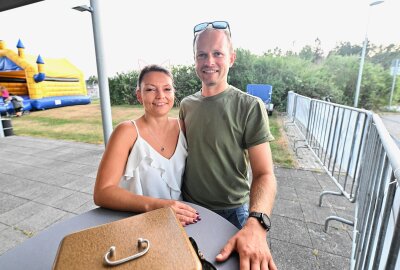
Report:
1,0,399,79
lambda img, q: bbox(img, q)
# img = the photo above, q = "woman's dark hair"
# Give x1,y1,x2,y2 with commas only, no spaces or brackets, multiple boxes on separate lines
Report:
137,64,174,88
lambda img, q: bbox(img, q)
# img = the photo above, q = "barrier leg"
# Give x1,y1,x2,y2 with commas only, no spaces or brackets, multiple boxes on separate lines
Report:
324,216,354,233
319,190,342,207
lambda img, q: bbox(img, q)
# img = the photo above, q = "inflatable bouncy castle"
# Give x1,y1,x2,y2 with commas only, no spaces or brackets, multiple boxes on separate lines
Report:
0,39,90,115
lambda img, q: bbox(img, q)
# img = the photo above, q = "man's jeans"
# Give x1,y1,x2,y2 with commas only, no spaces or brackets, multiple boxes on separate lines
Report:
212,203,249,229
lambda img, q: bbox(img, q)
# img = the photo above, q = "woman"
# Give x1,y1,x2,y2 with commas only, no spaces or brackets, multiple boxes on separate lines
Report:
94,65,199,226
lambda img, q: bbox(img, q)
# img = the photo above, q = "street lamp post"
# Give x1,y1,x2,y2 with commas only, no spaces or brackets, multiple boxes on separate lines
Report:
389,59,399,108
73,0,113,146
353,0,384,108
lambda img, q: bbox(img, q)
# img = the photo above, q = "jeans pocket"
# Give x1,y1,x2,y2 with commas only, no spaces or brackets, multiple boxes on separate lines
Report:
234,203,249,229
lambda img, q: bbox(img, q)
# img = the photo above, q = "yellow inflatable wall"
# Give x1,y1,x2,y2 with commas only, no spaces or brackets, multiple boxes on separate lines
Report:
0,40,86,99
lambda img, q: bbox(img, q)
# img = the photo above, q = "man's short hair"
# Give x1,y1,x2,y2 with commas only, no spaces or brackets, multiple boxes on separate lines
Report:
193,28,234,55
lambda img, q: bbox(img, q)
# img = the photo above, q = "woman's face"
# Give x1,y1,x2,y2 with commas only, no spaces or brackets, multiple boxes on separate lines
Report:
136,71,175,117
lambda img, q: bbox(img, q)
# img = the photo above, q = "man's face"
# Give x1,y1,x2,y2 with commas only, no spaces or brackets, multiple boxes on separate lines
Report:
194,30,236,90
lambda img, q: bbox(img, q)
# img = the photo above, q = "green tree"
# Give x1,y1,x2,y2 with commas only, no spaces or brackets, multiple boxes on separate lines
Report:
229,48,257,90
108,70,138,105
328,41,362,57
370,43,400,69
86,75,98,86
171,65,201,106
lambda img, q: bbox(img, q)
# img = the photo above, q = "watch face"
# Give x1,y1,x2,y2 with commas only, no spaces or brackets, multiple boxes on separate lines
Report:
261,214,271,227
249,212,271,231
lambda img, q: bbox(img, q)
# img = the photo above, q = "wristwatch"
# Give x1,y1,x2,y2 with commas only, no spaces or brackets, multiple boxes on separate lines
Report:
248,212,271,231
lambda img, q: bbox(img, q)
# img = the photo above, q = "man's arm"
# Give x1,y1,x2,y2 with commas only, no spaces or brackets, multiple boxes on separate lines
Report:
216,142,277,270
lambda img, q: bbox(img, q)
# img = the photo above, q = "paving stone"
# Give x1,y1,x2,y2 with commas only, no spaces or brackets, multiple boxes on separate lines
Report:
81,184,95,194
274,166,292,178
32,186,74,205
35,159,82,171
15,182,56,200
0,161,21,174
14,206,67,233
67,164,98,177
296,187,322,205
290,169,317,179
62,176,96,191
0,227,30,255
271,239,319,270
316,250,351,270
292,175,323,192
71,154,102,166
307,223,353,258
0,222,9,232
325,194,356,212
0,144,43,156
1,176,37,195
276,176,297,188
0,201,47,226
0,192,28,215
52,192,93,212
7,165,44,181
276,185,298,201
300,199,338,226
0,173,17,187
38,170,84,187
73,200,98,215
3,179,44,200
273,198,304,220
314,172,339,191
52,212,77,226
270,215,312,247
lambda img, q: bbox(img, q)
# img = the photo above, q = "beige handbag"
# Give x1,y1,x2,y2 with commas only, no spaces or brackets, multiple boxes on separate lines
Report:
52,207,202,270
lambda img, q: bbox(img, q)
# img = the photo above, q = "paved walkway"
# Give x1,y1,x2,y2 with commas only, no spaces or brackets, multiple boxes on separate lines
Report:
0,129,354,269
380,113,400,146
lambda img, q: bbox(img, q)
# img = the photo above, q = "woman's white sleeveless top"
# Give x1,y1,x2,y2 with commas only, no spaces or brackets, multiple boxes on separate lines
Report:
119,120,187,200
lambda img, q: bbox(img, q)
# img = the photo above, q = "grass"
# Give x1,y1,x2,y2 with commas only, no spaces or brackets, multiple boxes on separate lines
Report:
268,113,295,168
10,100,295,167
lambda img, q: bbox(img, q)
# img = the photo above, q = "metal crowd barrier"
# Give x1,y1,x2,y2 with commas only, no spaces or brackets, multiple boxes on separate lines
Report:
351,114,400,270
286,91,400,269
286,91,370,228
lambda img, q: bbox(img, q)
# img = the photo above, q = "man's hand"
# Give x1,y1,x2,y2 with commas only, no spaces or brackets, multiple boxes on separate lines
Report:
216,219,277,270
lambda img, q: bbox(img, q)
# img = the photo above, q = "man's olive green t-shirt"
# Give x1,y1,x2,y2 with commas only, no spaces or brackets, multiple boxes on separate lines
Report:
179,85,274,210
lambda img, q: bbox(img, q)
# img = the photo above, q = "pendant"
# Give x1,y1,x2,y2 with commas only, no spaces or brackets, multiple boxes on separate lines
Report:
161,147,165,152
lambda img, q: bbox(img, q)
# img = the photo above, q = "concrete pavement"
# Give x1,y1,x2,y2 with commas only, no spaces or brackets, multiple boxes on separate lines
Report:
0,131,354,269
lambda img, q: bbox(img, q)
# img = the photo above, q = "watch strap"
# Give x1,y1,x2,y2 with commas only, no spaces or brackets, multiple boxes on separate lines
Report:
248,212,271,231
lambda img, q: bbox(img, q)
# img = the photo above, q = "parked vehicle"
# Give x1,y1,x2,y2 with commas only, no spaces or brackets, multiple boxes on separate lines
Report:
246,84,274,116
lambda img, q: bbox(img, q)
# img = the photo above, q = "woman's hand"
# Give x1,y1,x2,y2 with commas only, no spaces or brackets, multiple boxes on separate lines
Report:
164,200,200,226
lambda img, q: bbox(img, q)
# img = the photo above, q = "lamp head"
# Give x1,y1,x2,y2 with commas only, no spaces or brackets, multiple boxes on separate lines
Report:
370,0,384,6
72,5,93,12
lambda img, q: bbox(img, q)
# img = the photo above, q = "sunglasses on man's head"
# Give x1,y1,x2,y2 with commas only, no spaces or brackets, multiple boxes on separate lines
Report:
193,21,231,37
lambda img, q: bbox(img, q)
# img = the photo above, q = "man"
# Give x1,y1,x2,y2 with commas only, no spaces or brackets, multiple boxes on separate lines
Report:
179,21,277,270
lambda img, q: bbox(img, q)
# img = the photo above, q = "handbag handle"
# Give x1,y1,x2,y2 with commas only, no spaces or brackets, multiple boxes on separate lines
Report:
103,238,150,266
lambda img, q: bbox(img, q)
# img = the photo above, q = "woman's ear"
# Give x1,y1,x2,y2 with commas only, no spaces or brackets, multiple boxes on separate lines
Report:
136,87,143,104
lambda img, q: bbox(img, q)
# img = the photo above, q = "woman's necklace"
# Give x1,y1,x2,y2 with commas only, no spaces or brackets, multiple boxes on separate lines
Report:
147,123,168,152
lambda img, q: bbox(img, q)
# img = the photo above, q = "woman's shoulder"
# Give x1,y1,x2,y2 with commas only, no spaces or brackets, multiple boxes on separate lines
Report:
114,120,135,132
168,117,182,130
110,120,138,141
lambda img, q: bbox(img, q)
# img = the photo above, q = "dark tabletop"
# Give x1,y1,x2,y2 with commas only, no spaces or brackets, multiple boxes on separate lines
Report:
0,202,239,270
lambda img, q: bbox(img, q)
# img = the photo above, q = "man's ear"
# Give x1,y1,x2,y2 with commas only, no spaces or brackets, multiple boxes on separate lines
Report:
229,52,236,68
